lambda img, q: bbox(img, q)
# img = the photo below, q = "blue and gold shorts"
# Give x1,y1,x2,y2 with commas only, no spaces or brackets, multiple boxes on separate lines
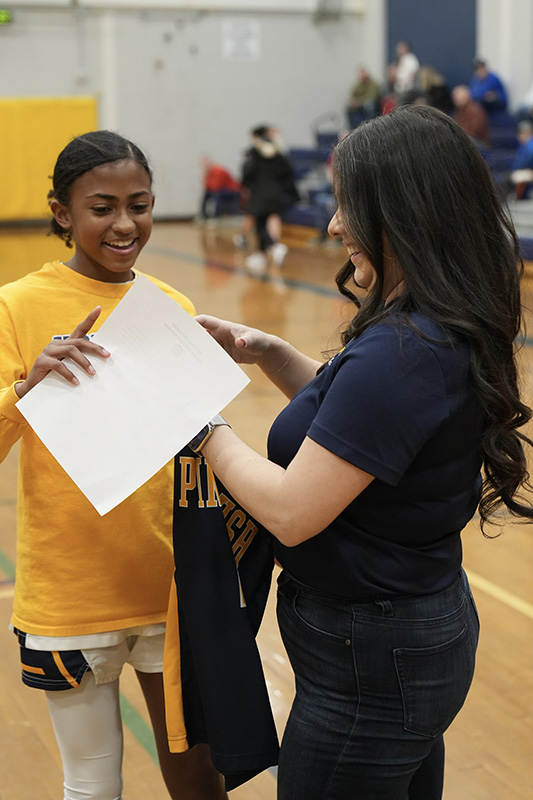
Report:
13,629,90,691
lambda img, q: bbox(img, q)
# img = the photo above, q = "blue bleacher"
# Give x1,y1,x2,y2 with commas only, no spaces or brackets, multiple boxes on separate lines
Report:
283,110,532,258
519,238,533,260
482,148,516,172
288,147,321,181
315,132,338,161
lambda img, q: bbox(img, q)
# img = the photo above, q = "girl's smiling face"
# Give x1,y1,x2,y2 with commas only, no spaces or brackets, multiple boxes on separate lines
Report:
50,158,154,283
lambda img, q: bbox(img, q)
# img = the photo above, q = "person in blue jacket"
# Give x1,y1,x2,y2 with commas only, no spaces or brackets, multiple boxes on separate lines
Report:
469,57,508,112
188,105,533,800
511,120,533,169
509,119,533,198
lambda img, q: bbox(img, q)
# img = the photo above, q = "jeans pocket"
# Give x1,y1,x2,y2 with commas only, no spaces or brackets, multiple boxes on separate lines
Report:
277,575,350,644
394,623,475,738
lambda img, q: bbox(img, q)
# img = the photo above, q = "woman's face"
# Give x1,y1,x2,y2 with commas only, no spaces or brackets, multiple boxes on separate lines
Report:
328,209,377,290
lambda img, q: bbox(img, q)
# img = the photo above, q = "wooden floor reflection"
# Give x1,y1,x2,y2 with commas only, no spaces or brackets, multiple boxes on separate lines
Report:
0,220,531,799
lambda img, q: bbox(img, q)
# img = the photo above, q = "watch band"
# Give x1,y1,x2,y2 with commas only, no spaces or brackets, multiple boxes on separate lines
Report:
188,414,230,453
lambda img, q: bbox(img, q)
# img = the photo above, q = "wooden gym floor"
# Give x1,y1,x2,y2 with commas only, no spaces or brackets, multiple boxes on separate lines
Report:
0,219,531,799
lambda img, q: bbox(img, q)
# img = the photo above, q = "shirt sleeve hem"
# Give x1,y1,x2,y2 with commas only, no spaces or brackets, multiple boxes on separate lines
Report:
307,425,403,486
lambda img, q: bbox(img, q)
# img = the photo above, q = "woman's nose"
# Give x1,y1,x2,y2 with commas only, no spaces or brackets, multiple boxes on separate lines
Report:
328,210,342,237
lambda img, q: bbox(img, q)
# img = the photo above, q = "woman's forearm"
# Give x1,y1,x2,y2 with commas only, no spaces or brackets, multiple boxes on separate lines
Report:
201,425,374,546
258,336,322,399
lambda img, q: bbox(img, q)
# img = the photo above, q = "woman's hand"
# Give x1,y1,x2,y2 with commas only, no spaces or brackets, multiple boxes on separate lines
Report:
195,315,274,366
196,314,322,399
15,307,111,399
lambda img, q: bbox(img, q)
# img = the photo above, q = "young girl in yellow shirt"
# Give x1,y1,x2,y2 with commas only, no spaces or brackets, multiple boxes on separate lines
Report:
0,130,227,800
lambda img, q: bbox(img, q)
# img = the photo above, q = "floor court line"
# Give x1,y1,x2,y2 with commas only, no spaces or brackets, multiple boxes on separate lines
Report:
145,243,533,347
146,244,342,299
467,568,533,619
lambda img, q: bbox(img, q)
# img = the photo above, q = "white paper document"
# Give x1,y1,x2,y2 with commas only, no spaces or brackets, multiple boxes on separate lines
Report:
16,274,250,515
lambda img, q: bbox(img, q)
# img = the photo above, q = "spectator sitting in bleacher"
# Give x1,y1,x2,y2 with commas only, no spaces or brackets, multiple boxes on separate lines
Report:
509,120,533,199
515,77,533,122
418,66,453,114
346,67,381,129
308,132,348,247
199,156,241,221
393,41,420,100
380,62,400,115
452,85,491,148
469,58,508,113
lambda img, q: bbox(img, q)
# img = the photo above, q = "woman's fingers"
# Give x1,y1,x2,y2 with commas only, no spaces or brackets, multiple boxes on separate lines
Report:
195,315,270,361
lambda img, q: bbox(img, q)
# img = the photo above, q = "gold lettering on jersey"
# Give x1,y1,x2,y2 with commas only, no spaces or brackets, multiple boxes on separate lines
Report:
177,456,259,563
178,457,197,507
204,463,219,508
220,494,258,564
231,518,259,565
218,492,236,517
178,456,219,508
195,458,205,508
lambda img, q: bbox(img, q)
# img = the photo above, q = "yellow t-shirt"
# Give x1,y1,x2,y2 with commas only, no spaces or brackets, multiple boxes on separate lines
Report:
0,261,195,636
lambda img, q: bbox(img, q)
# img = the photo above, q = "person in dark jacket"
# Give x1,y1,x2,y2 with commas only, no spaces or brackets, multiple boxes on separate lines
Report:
240,125,298,272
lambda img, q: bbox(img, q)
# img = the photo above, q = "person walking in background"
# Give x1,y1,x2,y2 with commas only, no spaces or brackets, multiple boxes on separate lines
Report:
186,105,532,799
240,125,298,273
0,130,227,800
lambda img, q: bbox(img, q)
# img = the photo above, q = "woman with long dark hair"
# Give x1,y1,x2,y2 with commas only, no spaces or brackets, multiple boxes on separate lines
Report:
188,105,532,799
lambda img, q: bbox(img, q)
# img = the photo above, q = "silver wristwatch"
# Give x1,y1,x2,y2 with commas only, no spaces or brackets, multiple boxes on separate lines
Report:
188,414,230,453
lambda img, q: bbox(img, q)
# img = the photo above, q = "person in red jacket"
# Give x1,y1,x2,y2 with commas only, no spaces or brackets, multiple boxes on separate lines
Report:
199,156,241,221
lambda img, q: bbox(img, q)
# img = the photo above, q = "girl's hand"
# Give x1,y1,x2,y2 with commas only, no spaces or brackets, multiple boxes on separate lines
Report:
15,307,111,399
195,315,273,366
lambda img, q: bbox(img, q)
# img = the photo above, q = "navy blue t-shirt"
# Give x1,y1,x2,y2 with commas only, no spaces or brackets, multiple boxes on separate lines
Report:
267,313,483,600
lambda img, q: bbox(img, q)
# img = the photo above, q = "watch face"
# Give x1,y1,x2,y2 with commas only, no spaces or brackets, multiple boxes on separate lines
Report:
188,416,227,453
189,424,210,453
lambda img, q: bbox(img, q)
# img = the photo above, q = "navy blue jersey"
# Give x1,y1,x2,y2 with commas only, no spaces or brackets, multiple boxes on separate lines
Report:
268,313,484,600
171,448,278,791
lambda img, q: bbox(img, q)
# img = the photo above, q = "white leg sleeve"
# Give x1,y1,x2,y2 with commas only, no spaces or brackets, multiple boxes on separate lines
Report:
46,672,123,800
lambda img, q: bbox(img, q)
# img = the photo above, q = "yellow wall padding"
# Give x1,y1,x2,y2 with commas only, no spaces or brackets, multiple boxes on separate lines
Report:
0,227,69,287
0,97,98,222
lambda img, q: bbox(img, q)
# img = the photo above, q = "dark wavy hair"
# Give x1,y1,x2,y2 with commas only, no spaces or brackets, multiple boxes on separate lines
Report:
48,130,152,248
331,104,532,531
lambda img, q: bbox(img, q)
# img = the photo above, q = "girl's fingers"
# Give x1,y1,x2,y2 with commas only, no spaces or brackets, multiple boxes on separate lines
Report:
67,307,110,359
67,306,103,341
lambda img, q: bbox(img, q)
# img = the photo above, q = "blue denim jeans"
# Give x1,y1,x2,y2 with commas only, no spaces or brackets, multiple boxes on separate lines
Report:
276,569,479,800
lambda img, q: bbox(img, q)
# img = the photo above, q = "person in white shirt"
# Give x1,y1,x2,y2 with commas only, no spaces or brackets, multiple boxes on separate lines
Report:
394,40,420,97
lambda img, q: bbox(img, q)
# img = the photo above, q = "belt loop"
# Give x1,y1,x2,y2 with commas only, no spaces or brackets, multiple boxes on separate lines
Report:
375,599,393,617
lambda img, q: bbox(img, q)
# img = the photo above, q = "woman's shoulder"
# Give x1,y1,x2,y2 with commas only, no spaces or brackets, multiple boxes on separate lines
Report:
344,312,469,368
